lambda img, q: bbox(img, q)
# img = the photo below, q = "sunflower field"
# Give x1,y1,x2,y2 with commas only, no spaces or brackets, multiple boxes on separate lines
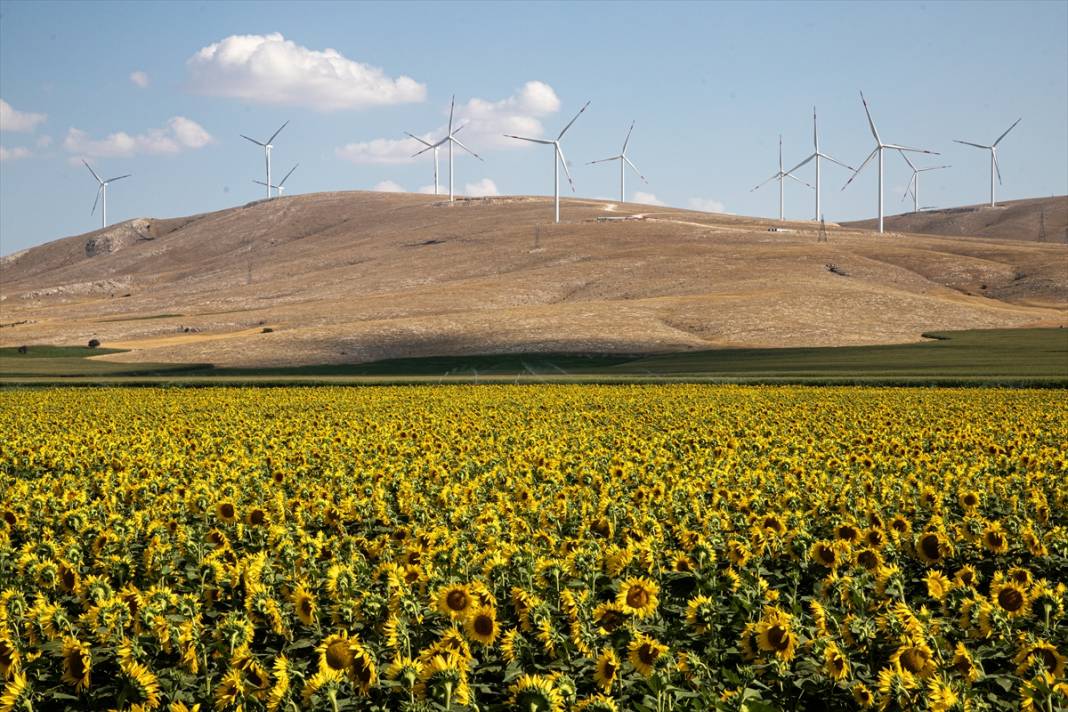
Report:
0,385,1066,712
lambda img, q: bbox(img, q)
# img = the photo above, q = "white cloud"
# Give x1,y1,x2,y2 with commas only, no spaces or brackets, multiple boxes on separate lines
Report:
372,180,405,193
35,135,52,148
335,81,562,164
632,191,665,206
0,99,46,132
688,197,726,213
130,71,150,88
417,184,438,194
0,145,32,161
464,178,499,197
63,117,213,157
187,33,426,111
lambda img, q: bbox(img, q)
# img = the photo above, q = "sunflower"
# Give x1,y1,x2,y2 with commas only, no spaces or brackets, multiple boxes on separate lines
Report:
810,540,843,569
924,571,952,601
593,647,619,693
685,594,716,634
755,608,798,662
418,652,469,707
510,673,564,712
465,606,498,646
854,547,883,572
575,694,619,712
292,583,317,626
616,577,659,618
926,678,959,712
759,513,786,535
266,655,290,712
61,636,91,692
216,500,238,524
436,583,473,621
824,642,850,681
835,523,861,543
0,672,30,712
215,667,246,710
384,653,423,688
892,639,938,679
123,659,161,710
317,633,354,673
958,490,981,511
593,602,627,634
991,580,1031,618
888,515,912,538
954,565,979,589
981,522,1009,554
1015,640,1066,678
0,636,19,680
851,682,874,708
349,641,377,694
245,507,268,527
628,632,668,678
915,530,952,566
950,642,980,683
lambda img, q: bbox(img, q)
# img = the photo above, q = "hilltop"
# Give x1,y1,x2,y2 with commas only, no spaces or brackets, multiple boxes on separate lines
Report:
843,195,1067,242
1,192,1065,367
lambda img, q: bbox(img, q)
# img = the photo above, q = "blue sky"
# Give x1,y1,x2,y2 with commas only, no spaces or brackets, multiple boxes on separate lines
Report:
1,0,1065,254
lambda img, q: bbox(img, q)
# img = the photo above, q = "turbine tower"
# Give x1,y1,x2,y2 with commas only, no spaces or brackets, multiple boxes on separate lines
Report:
83,160,130,229
253,164,299,197
954,118,1021,208
842,91,938,233
587,121,647,203
405,125,465,196
411,95,482,201
750,135,813,221
898,152,950,213
241,121,289,199
784,108,854,221
506,100,591,223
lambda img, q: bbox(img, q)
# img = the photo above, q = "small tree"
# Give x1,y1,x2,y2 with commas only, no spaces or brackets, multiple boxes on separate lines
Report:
88,339,100,349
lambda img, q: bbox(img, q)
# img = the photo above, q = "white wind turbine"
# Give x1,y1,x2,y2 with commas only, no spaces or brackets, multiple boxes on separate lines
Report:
751,135,813,221
83,160,131,229
506,100,590,223
411,95,482,201
842,91,938,233
241,121,289,199
587,121,647,203
898,152,950,213
784,107,854,221
253,164,299,197
954,118,1021,207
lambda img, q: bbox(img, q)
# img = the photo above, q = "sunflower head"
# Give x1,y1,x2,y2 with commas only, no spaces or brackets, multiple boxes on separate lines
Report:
436,583,473,621
292,584,316,626
755,609,798,662
627,633,669,678
510,673,564,712
616,577,659,618
915,530,951,565
991,580,1031,618
216,500,238,524
465,606,499,646
61,636,92,692
981,523,1009,554
1015,640,1066,678
593,647,619,693
824,642,850,681
686,594,716,634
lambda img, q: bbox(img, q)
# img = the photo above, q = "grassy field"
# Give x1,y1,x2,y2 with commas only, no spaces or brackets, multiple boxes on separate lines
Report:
1,328,1065,385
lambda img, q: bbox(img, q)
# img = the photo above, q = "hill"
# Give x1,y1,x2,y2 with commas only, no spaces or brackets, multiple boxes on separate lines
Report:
1,192,1066,367
843,195,1068,242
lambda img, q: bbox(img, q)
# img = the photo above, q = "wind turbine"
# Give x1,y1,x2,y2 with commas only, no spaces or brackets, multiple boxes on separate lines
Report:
587,121,647,203
784,107,854,221
411,95,482,201
253,163,299,197
898,152,950,213
842,91,938,233
750,135,813,221
506,100,590,223
954,118,1021,207
405,125,465,196
241,121,289,199
83,160,130,229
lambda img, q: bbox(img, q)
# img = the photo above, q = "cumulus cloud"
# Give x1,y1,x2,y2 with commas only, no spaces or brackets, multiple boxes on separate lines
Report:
688,197,726,213
632,191,665,206
464,178,499,197
130,71,150,88
36,135,53,148
63,117,213,158
336,81,562,164
372,180,405,193
0,99,47,132
0,145,32,161
417,184,438,195
187,33,426,111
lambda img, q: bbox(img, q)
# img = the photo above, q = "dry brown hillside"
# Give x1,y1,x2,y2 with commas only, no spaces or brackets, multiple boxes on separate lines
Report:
844,196,1068,242
1,191,1065,367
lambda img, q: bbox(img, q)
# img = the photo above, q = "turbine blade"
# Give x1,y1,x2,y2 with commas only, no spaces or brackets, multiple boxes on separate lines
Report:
556,144,576,192
448,95,455,135
91,185,101,215
82,159,103,183
818,153,855,171
241,134,266,147
884,144,939,155
842,148,879,190
266,120,289,145
784,172,814,189
812,106,818,150
411,144,437,158
860,90,881,144
992,151,1002,183
993,117,1021,147
750,172,779,192
279,163,298,186
624,156,648,183
587,156,621,165
405,132,434,147
505,135,553,145
556,100,591,140
452,123,466,136
917,165,951,172
253,180,269,186
896,149,917,171
105,174,131,182
953,139,989,150
621,120,635,153
901,175,915,202
451,137,483,161
784,153,816,175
